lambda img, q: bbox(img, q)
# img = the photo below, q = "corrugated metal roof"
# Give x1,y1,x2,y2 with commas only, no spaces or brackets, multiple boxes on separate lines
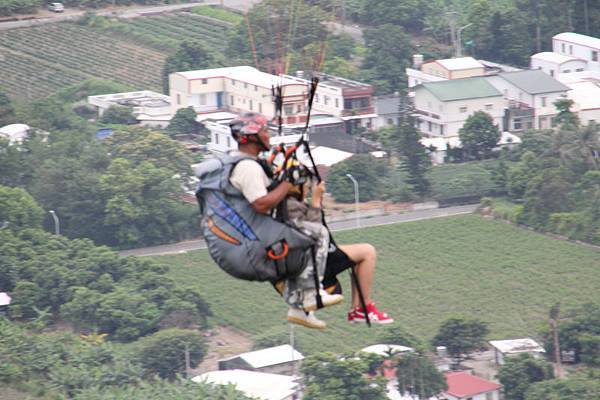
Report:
498,69,570,94
193,369,299,400
221,345,304,369
489,338,545,354
531,51,582,64
421,77,502,102
436,57,484,71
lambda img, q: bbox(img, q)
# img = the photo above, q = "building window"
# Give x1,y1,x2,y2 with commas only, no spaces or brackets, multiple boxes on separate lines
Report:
284,104,294,115
230,96,234,105
215,133,219,144
227,136,231,147
254,85,258,91
563,69,571,73
297,104,302,113
485,394,494,400
249,100,253,110
576,68,584,72
324,96,329,105
199,94,207,105
561,43,565,53
485,104,493,111
459,106,468,113
514,118,522,130
569,45,573,54
231,79,236,86
427,121,432,132
592,50,599,62
258,103,262,113
387,118,394,125
176,94,181,105
202,79,208,84
539,116,547,128
335,98,339,108
550,69,555,77
440,124,445,135
541,97,547,107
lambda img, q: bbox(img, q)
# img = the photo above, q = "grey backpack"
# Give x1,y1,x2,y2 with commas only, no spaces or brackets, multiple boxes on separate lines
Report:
194,153,315,282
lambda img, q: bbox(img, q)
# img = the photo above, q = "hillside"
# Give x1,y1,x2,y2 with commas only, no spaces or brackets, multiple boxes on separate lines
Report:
157,214,600,355
0,12,231,100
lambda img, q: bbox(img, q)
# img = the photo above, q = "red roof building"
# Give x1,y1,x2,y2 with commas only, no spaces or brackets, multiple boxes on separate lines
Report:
443,371,502,400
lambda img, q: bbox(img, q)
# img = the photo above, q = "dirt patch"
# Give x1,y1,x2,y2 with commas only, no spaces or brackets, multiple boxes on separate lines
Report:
192,325,254,375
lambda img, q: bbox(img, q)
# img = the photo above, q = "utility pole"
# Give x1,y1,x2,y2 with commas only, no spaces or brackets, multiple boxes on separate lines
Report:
549,303,563,378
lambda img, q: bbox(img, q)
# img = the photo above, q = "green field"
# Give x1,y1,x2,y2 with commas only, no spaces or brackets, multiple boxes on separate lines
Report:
0,13,232,100
156,215,600,355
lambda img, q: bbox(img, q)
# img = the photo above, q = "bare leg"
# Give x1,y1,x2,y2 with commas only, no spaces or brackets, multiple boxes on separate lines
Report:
339,243,376,309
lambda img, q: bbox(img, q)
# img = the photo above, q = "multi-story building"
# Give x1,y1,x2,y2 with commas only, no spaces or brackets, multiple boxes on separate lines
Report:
413,77,505,137
284,71,376,133
530,51,587,77
169,66,310,125
558,70,600,125
486,70,569,130
552,32,600,72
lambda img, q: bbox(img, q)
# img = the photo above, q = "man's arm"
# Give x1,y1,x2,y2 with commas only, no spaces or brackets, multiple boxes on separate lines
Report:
251,181,292,214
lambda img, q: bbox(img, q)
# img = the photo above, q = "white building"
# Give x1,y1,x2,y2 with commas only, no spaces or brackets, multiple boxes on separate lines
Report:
88,91,172,127
218,344,303,376
557,70,600,126
413,77,505,137
0,123,30,145
553,32,600,72
486,69,569,130
489,338,546,365
530,52,587,77
193,369,300,400
443,371,502,400
421,132,521,165
421,57,486,80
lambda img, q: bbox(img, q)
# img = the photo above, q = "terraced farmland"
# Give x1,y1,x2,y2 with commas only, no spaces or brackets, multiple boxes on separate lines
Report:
0,13,232,100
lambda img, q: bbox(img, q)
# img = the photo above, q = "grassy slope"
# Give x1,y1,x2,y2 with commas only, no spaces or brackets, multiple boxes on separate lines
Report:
157,215,599,355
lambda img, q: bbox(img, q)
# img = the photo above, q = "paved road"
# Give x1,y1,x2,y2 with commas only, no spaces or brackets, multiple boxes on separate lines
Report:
118,204,478,257
0,1,263,30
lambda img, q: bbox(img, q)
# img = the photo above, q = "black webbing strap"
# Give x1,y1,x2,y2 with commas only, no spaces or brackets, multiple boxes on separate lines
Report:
310,246,323,310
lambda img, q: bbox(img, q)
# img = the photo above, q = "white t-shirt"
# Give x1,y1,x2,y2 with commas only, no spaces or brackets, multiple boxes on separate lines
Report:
229,152,271,204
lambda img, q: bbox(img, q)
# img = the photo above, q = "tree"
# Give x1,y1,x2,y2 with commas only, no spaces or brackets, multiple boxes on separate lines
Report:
396,351,447,399
553,98,580,128
497,353,554,400
100,105,137,125
362,24,413,94
360,0,428,33
394,96,431,197
327,154,384,203
135,328,207,380
166,107,200,137
0,89,14,126
162,41,219,93
525,373,600,400
377,325,420,348
432,317,489,367
0,185,44,231
302,352,388,400
459,111,501,160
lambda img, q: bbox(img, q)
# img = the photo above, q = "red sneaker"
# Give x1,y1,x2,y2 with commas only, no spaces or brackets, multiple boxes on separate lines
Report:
348,303,394,324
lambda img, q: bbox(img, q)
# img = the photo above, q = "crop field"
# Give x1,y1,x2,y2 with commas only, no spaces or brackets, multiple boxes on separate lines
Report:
0,13,231,99
158,214,600,355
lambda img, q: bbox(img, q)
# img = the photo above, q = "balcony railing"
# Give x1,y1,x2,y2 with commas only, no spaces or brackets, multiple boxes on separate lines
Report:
341,106,375,117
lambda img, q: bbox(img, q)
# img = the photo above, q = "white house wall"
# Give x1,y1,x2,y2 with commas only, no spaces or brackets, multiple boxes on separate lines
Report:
553,38,600,71
445,392,500,400
578,108,600,125
414,87,504,137
531,58,587,77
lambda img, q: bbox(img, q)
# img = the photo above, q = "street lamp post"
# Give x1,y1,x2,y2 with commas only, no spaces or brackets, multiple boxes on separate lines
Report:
456,23,473,57
49,210,60,235
345,174,360,228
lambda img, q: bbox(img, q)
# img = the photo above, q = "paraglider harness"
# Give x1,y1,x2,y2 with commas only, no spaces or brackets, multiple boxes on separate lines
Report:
267,78,371,326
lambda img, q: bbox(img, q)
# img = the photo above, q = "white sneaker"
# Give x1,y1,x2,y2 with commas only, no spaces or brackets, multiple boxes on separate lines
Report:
287,308,326,329
302,289,344,312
